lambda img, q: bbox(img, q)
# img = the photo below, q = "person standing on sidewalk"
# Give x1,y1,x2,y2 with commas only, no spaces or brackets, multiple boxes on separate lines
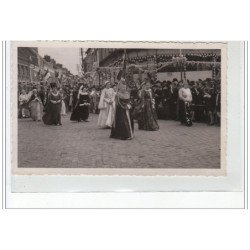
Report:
178,80,193,126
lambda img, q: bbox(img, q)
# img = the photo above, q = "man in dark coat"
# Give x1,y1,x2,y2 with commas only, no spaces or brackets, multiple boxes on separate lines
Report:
153,82,163,118
169,81,178,120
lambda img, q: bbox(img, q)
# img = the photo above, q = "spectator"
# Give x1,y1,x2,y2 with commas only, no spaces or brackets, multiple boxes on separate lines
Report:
178,79,193,126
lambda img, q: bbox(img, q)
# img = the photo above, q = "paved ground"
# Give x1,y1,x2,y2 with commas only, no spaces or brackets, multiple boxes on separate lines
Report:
18,114,220,168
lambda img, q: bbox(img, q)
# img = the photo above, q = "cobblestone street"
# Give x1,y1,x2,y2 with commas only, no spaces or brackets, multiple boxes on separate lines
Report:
18,114,220,168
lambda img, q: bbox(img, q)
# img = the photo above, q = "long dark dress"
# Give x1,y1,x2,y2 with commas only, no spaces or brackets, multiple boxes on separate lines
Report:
42,92,62,125
72,90,78,109
137,89,159,131
154,88,163,119
204,90,216,113
70,93,90,121
110,94,133,140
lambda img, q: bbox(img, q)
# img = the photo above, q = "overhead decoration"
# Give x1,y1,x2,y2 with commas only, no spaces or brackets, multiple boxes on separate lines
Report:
85,52,221,86
95,60,220,76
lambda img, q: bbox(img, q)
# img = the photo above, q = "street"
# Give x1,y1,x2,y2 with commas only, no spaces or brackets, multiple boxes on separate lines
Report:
18,114,220,169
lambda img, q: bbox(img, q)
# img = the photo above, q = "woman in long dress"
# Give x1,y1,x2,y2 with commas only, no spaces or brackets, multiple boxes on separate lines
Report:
60,88,67,116
110,78,133,140
69,89,73,112
97,81,115,128
137,82,159,131
19,89,30,118
178,80,193,126
70,86,90,122
215,84,221,125
90,87,98,114
203,85,216,125
29,89,43,121
42,82,62,126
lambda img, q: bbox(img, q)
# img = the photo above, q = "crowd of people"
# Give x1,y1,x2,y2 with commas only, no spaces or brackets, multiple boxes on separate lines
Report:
18,80,101,120
150,78,221,126
18,75,221,140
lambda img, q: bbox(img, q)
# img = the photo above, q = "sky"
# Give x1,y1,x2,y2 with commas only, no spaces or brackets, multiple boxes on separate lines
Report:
38,48,81,75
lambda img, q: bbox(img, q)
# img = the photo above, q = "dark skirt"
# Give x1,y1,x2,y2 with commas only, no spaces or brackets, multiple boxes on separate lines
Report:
137,101,159,131
42,102,61,125
169,101,177,120
110,104,133,140
204,97,216,112
193,104,206,122
70,105,89,121
179,100,192,126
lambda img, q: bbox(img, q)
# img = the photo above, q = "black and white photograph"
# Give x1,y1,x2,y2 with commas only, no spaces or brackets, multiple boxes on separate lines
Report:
1,1,249,249
11,41,227,175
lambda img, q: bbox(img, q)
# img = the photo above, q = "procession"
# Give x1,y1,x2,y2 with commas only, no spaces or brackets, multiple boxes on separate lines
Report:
17,47,221,168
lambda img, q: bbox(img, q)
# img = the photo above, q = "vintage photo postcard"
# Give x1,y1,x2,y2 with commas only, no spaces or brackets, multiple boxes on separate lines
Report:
10,41,227,176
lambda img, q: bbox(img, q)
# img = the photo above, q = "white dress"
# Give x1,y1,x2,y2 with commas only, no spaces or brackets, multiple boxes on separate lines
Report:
178,88,192,102
19,93,30,117
29,96,43,121
61,100,67,115
97,88,115,128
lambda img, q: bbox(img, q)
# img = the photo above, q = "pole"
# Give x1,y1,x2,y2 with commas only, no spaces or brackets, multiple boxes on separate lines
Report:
98,72,100,88
96,49,100,67
212,55,216,80
155,50,158,82
183,62,186,80
80,48,84,72
122,49,127,78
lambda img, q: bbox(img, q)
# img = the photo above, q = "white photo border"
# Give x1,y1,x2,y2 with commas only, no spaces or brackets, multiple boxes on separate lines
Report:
5,41,245,198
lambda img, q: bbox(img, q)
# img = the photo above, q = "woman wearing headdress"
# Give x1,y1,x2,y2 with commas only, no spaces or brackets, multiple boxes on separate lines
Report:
110,77,133,140
42,82,62,125
29,88,44,121
97,81,115,128
70,85,90,122
137,79,159,131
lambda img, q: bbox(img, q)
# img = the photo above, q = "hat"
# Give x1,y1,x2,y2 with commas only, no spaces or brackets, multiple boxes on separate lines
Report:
104,81,110,87
50,82,57,89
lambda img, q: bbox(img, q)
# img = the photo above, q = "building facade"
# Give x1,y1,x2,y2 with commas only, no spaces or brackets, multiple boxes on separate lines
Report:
18,47,39,83
18,48,74,87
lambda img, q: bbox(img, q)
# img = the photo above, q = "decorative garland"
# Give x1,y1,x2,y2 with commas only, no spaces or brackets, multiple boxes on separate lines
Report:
83,60,221,87
96,61,220,75
109,53,220,66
